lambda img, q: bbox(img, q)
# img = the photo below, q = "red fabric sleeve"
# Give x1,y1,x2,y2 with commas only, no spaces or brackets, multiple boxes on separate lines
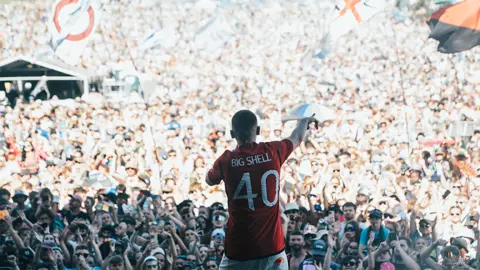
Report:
207,151,226,185
268,139,295,166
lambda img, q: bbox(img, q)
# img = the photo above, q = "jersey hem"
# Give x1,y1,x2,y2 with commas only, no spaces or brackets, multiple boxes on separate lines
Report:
225,247,285,261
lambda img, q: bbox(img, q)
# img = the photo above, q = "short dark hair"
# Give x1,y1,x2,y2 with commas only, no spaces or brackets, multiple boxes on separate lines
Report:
110,255,124,265
290,230,304,238
342,202,357,211
35,262,56,270
399,237,412,248
75,244,89,253
35,209,54,220
231,110,257,141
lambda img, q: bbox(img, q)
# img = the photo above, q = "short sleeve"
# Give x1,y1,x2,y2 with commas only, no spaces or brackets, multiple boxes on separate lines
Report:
359,228,369,245
207,152,226,185
382,227,390,241
268,139,295,166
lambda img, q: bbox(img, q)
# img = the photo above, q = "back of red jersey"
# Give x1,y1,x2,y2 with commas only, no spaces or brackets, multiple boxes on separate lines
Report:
207,139,294,260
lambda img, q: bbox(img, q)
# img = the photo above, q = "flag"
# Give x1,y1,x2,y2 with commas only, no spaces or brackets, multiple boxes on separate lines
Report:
139,27,177,51
316,0,386,58
427,0,480,53
329,0,387,41
434,0,459,4
194,15,234,53
49,0,101,65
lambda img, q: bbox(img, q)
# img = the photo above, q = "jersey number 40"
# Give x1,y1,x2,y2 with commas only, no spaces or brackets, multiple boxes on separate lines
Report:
233,170,279,211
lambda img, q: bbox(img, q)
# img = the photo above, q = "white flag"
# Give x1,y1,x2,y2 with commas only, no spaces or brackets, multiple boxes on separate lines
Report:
139,27,177,51
49,0,101,65
194,15,234,53
329,0,386,41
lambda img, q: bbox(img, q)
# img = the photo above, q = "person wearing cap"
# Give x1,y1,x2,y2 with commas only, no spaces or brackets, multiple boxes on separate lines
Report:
119,216,136,235
420,239,460,270
151,248,167,269
410,217,434,246
60,194,91,223
358,209,389,259
210,228,226,249
11,190,28,217
117,193,129,206
0,188,11,202
18,247,35,268
326,204,342,222
302,225,317,254
284,202,300,222
451,237,469,259
297,238,330,269
356,187,371,207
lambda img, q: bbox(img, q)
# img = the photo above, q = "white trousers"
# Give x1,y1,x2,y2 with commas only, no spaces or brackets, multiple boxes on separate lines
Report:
219,251,288,270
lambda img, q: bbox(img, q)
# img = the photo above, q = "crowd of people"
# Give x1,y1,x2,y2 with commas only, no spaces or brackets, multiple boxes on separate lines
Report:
1,0,480,269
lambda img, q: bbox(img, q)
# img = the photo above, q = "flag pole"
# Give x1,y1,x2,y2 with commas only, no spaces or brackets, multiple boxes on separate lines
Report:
386,9,411,155
447,56,459,101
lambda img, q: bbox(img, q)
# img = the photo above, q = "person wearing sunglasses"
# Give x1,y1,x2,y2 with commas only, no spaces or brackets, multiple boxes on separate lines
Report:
443,206,466,242
302,225,317,255
342,221,360,244
358,209,389,259
339,256,359,270
339,203,366,241
211,211,227,229
73,245,92,270
410,217,434,247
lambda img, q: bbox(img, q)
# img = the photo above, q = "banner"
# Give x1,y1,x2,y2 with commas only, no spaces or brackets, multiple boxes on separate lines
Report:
49,0,101,65
194,15,234,52
316,0,386,57
139,27,177,51
448,121,480,137
329,0,386,41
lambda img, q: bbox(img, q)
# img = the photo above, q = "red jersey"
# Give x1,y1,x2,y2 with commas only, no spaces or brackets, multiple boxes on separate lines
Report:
207,139,295,260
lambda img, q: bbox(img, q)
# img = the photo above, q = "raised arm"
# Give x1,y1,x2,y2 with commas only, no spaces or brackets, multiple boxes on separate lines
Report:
5,216,24,250
205,153,226,186
322,233,335,270
391,241,420,270
420,239,446,270
286,115,317,149
410,207,418,237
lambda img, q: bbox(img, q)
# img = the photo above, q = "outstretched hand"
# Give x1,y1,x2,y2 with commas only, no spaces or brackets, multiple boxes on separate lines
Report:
305,114,319,130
